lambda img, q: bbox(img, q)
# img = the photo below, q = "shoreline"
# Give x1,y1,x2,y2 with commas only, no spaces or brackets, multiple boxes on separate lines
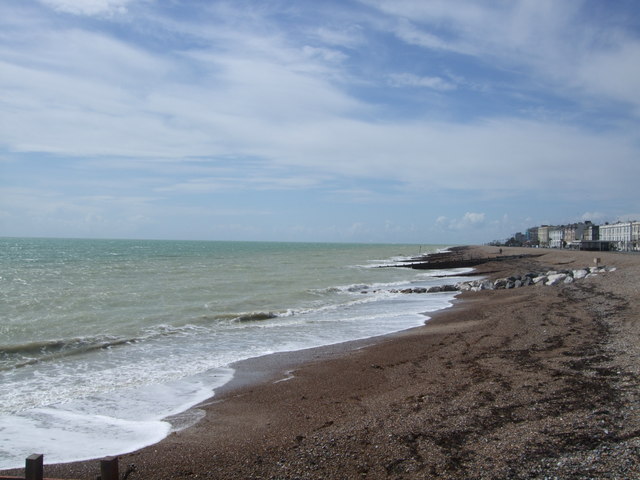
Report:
5,246,640,479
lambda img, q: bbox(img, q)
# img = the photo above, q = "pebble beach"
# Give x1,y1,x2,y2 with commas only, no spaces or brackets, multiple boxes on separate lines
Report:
4,245,640,479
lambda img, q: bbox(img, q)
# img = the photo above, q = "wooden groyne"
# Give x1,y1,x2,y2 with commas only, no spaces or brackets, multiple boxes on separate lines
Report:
396,246,544,270
0,455,125,480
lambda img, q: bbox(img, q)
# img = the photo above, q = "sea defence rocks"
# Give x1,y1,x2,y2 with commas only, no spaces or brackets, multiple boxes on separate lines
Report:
387,265,616,295
455,265,615,292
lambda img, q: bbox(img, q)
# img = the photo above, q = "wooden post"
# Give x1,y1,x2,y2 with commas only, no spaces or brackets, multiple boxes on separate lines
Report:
25,454,43,480
100,457,119,480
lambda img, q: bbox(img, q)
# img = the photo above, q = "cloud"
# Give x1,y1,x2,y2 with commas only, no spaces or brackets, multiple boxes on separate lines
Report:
580,211,607,223
361,0,640,115
156,173,322,194
311,25,365,49
39,0,135,16
617,213,640,222
388,73,456,91
2,2,637,203
436,212,486,231
2,0,639,242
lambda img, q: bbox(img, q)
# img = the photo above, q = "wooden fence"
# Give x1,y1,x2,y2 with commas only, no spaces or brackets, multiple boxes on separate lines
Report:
0,455,123,480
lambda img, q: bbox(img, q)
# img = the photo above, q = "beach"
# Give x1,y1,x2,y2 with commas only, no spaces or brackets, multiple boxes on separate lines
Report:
5,245,640,479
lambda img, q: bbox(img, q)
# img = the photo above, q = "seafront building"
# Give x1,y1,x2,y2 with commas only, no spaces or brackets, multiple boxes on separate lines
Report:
549,227,563,249
505,220,640,252
537,226,550,248
599,221,640,251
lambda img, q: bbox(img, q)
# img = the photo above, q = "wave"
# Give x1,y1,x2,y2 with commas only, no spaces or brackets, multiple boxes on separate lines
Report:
312,280,409,295
232,311,280,323
0,336,139,370
0,324,210,371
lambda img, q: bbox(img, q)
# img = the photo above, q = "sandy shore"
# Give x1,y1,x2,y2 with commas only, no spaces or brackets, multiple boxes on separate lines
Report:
5,246,640,479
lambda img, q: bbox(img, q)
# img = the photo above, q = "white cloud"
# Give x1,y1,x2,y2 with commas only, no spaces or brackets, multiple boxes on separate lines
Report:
156,174,322,194
617,213,640,222
435,212,486,231
361,0,640,114
312,25,365,49
388,73,456,91
580,212,607,223
39,0,135,16
461,212,485,226
302,46,348,63
2,0,640,242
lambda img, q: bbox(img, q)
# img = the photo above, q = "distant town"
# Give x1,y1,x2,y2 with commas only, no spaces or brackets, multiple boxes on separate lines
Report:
494,220,640,252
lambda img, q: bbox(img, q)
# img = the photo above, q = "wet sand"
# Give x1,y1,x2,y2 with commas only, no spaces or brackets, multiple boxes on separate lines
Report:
5,246,640,479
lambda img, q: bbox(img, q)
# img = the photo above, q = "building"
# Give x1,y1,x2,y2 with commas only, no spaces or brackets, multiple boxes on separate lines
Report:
583,222,599,241
549,227,563,248
599,221,640,251
563,222,590,249
526,227,539,246
538,225,550,248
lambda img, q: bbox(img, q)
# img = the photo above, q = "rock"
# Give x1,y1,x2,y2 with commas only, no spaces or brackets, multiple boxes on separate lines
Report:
572,269,588,279
546,273,567,286
532,275,547,284
494,278,507,289
427,286,442,293
480,280,495,290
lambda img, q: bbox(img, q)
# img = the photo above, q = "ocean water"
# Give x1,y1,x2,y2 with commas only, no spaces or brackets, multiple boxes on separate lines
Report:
0,238,470,468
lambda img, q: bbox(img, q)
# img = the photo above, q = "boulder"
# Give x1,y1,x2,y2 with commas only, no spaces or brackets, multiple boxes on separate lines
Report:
494,278,507,289
480,280,495,290
572,269,588,279
546,273,567,286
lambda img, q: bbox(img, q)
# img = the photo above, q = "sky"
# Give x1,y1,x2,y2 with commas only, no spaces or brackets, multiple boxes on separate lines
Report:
1,0,639,244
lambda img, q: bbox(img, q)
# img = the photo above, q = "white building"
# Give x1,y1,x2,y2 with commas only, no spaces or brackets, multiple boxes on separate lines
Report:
599,221,640,251
549,227,564,248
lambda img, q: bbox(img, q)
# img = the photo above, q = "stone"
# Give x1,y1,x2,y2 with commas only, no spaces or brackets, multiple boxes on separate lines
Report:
480,280,495,290
572,269,588,279
494,278,507,289
546,273,567,286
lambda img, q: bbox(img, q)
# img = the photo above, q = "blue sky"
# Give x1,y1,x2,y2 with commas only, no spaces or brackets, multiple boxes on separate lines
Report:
1,0,639,244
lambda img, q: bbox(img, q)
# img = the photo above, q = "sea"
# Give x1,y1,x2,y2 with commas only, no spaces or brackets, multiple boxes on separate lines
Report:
0,238,472,469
